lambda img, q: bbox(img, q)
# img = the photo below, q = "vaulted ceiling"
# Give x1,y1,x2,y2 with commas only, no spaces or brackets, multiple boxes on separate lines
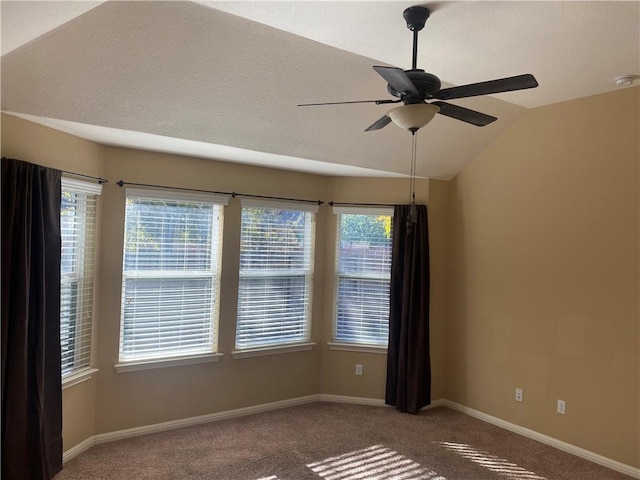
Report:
2,1,638,178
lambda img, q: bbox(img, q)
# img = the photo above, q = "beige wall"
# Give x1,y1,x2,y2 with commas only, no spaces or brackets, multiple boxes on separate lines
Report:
1,113,105,451
445,86,640,467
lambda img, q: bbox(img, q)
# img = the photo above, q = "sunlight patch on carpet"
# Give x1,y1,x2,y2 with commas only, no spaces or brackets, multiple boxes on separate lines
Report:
437,442,547,480
307,444,446,480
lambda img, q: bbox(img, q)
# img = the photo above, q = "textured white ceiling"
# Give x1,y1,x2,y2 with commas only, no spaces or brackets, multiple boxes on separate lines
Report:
1,1,639,178
0,1,104,56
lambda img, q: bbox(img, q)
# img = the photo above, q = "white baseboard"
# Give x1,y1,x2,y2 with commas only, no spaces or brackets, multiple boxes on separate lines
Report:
440,399,640,479
63,395,640,479
318,394,387,407
63,436,95,463
63,394,320,463
317,394,446,410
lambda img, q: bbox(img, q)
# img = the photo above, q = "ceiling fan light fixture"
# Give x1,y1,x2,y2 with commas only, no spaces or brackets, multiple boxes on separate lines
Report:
388,104,440,132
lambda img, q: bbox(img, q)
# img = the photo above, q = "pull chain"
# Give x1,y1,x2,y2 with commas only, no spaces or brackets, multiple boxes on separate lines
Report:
408,131,418,225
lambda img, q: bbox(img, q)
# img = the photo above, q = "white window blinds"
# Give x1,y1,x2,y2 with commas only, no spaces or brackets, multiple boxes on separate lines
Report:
236,199,317,349
334,206,393,345
119,189,227,362
60,177,102,377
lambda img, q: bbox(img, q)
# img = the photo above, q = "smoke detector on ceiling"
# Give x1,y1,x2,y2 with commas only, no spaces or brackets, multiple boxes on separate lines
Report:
614,75,636,87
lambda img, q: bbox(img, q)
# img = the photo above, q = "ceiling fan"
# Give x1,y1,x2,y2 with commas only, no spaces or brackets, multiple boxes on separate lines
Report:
298,6,539,132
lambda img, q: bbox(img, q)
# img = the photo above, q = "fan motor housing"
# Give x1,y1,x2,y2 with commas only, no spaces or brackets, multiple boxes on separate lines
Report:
387,70,442,101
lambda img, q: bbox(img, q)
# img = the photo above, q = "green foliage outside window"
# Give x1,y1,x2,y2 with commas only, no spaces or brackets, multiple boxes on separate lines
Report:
340,214,391,243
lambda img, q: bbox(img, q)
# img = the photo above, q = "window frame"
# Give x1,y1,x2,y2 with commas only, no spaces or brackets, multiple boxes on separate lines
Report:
117,188,228,368
233,198,317,354
331,206,393,350
60,177,102,385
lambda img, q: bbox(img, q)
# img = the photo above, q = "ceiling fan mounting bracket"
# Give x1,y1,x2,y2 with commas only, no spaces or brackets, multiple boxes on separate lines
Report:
403,6,431,31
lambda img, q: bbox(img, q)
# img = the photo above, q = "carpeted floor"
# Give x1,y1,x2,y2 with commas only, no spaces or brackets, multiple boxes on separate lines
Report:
55,402,634,480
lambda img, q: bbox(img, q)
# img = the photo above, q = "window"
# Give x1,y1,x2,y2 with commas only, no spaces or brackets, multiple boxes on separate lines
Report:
235,199,317,350
119,189,227,363
60,177,101,378
334,207,393,346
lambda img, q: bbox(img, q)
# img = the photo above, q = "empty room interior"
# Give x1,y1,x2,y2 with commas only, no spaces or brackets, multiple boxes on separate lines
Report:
1,1,638,479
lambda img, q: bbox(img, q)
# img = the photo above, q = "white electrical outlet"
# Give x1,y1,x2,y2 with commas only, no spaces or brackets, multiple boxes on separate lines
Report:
355,364,363,376
557,399,566,415
515,388,523,402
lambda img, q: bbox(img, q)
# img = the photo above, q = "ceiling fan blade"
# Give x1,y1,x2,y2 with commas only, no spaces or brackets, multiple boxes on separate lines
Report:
298,99,400,107
434,74,538,100
432,101,497,126
365,115,392,132
373,66,419,95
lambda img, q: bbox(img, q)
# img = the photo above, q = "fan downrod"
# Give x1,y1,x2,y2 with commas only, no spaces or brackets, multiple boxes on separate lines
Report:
403,6,430,31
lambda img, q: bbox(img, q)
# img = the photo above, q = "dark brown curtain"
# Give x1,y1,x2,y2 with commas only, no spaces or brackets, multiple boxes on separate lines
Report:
385,204,431,414
1,158,63,479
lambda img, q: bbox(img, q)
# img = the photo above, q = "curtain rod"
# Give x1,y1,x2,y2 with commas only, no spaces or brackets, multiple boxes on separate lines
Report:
0,158,109,184
62,170,108,184
329,201,397,207
117,180,324,205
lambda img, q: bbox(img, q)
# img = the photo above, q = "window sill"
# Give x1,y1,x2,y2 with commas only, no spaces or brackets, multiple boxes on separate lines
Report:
232,342,316,359
114,353,223,373
327,342,388,354
62,368,99,390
